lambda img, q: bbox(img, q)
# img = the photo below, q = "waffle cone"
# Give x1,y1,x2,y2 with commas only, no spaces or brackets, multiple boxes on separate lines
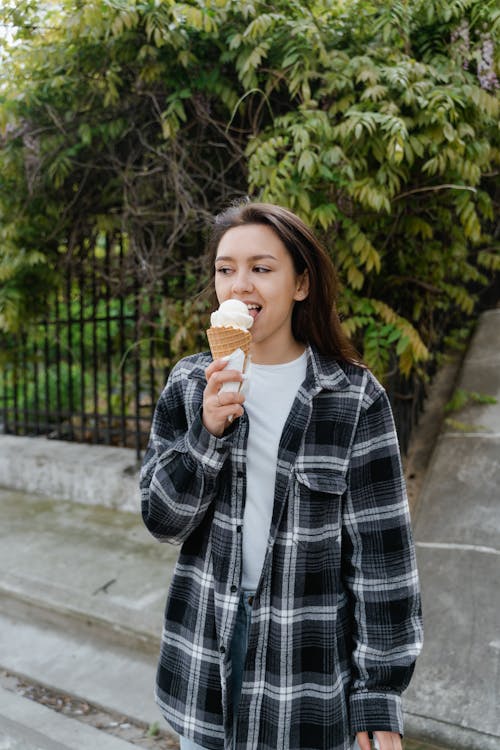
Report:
207,326,252,362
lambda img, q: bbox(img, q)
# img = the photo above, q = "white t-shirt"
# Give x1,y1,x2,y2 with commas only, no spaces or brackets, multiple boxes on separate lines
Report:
241,351,307,590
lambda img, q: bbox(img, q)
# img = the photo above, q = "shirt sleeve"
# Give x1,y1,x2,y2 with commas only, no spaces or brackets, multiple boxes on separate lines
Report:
342,381,423,736
140,364,233,544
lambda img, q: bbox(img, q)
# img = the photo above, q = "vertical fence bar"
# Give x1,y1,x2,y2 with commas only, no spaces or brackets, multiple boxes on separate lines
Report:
1,341,9,433
105,235,113,444
133,268,142,460
54,293,62,436
162,278,171,396
66,265,75,441
21,332,29,434
79,258,87,442
91,247,99,444
33,333,40,435
149,300,156,436
12,336,19,433
118,238,127,447
43,319,51,435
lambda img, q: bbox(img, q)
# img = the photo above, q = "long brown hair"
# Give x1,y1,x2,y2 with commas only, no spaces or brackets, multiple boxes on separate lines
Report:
206,201,360,364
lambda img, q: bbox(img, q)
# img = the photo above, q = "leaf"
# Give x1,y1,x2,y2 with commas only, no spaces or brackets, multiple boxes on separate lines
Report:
445,388,497,414
78,123,92,146
347,264,364,290
147,722,160,737
297,150,315,176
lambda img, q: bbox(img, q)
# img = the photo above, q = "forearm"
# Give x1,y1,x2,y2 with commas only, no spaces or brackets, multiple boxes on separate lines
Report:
141,408,232,544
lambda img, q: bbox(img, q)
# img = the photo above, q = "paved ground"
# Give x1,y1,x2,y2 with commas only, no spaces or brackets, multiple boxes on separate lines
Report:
404,309,500,750
1,309,499,749
0,489,177,733
0,685,144,750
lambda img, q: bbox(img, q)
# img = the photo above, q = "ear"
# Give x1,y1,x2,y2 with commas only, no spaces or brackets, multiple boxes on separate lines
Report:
294,269,309,301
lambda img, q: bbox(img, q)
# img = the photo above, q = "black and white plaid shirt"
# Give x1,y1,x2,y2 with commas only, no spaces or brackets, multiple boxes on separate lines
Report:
140,346,423,750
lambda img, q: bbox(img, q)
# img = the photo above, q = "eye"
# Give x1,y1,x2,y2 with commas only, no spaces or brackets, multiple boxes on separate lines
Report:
253,266,271,273
215,266,233,275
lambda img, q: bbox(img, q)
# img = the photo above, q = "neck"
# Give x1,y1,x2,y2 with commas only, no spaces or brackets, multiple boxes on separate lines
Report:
250,340,306,365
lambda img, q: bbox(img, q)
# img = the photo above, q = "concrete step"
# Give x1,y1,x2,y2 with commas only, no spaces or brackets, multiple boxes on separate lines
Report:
0,488,177,733
0,488,177,650
0,685,142,750
0,606,159,728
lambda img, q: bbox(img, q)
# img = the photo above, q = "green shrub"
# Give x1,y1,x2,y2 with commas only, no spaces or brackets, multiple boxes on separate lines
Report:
0,0,498,380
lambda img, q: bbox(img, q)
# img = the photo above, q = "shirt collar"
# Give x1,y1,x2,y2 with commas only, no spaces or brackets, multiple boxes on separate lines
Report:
304,345,352,394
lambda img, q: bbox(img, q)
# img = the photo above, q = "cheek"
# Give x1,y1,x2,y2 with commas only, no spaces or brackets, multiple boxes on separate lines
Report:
214,276,230,305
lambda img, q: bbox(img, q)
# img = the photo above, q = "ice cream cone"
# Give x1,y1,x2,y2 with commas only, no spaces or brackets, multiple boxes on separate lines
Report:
207,326,252,363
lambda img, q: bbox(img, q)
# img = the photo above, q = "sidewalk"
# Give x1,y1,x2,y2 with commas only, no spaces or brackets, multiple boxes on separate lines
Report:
404,309,500,750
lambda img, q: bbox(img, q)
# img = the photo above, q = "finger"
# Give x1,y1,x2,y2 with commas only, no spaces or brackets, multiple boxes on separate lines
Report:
218,403,244,421
206,369,244,392
355,732,371,750
205,357,232,380
373,731,401,750
216,390,245,407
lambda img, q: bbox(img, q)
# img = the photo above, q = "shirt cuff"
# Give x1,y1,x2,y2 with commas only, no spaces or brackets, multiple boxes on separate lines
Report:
184,409,233,475
349,691,404,736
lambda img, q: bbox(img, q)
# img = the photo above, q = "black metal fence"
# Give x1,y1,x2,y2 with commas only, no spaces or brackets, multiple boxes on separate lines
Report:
386,367,427,456
0,243,426,459
0,237,176,460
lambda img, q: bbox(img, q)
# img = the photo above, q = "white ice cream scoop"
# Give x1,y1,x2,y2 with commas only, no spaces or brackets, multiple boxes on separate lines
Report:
210,299,254,330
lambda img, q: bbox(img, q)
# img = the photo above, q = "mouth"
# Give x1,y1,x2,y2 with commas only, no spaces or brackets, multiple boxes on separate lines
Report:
246,303,262,321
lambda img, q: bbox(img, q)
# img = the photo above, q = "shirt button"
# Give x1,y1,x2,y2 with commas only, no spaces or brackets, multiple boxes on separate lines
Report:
230,585,237,593
220,645,226,654
237,470,244,478
236,525,242,533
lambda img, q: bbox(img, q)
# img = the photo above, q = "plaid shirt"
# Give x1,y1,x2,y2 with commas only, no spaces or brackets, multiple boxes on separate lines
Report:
140,346,423,750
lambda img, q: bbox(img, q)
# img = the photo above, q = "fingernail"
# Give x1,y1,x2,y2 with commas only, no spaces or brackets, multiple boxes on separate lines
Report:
221,355,231,362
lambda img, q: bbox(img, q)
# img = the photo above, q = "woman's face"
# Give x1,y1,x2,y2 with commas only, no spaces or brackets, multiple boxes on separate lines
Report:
214,223,308,364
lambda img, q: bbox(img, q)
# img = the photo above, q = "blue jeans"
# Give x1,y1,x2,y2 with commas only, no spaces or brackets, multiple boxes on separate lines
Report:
180,592,254,750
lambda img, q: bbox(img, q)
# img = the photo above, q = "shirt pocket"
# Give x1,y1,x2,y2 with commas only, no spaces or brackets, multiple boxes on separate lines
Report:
292,469,347,549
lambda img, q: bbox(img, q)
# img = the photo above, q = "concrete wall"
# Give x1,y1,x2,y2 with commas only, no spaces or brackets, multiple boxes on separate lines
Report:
0,435,141,512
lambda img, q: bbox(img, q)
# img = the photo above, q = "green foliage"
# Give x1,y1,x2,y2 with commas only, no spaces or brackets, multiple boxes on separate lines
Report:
444,416,488,432
0,0,499,379
146,721,160,737
445,387,498,413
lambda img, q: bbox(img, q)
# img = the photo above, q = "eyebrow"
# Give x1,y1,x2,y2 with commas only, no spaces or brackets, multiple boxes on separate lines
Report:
214,254,278,263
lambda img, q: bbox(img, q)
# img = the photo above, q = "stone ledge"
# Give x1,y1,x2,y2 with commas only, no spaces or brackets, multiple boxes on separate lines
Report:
0,435,140,511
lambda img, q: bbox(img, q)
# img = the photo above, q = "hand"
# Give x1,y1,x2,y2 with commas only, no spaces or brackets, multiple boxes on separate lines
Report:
202,357,245,437
356,731,402,750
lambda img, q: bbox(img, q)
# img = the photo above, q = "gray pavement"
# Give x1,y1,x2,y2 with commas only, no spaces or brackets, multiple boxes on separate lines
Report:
0,309,499,749
0,490,178,730
0,491,177,648
0,686,139,749
404,309,500,750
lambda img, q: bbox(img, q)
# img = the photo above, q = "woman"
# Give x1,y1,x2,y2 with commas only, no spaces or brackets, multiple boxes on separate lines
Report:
140,202,423,750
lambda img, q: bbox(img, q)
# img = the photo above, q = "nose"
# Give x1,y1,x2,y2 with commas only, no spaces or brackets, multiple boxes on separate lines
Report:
231,270,253,295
